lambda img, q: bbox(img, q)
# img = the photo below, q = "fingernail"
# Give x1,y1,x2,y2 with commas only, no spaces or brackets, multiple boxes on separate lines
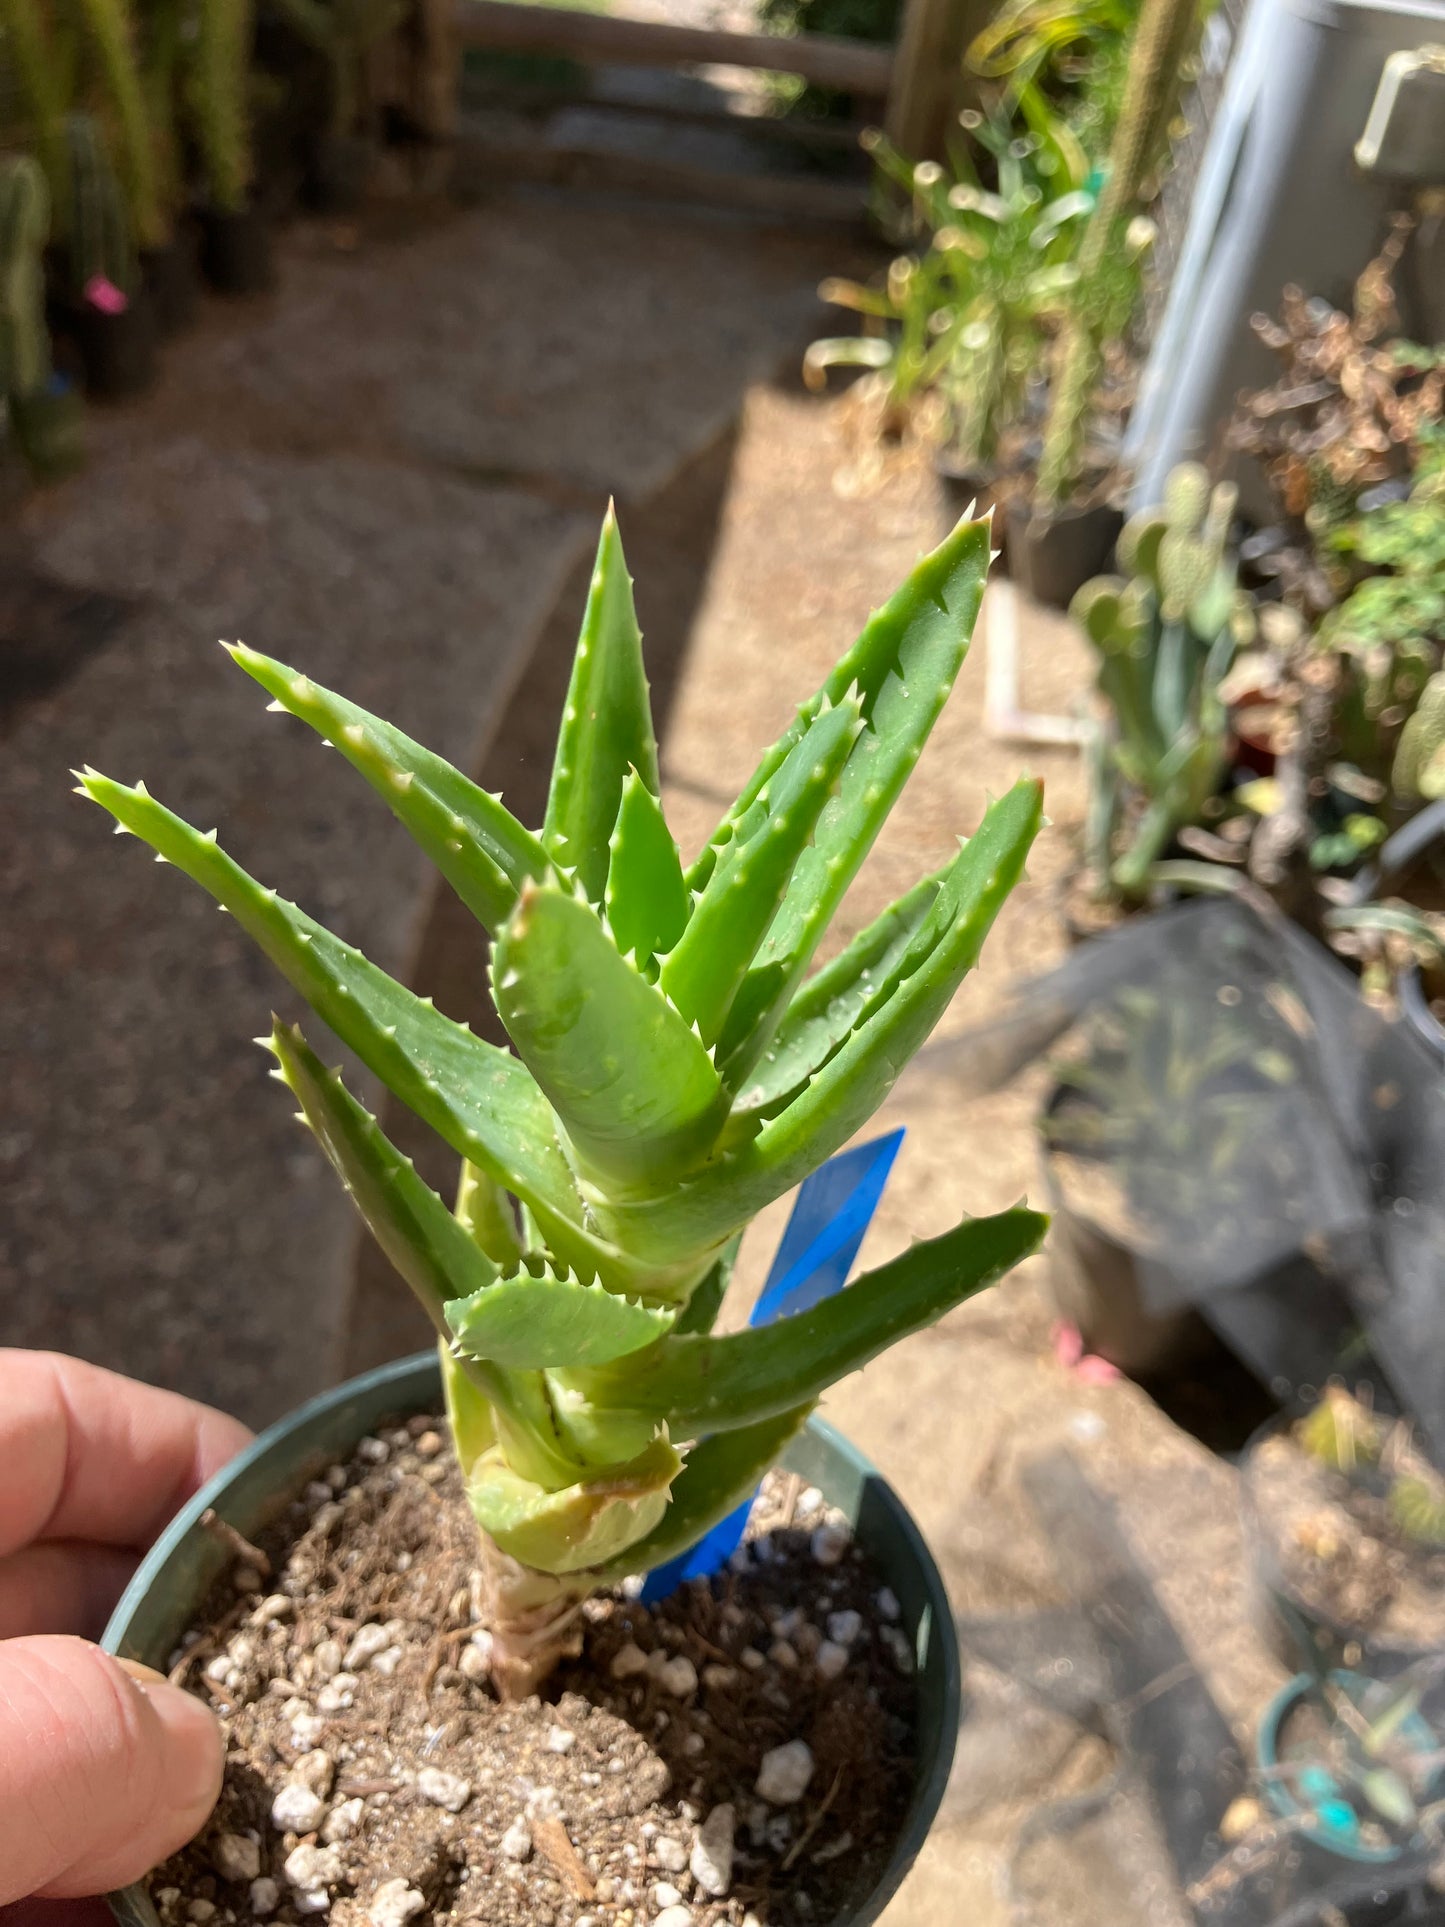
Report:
115,1657,168,1688
114,1655,225,1815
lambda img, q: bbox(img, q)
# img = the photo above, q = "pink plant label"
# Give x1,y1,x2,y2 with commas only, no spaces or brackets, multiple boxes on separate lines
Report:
84,276,129,317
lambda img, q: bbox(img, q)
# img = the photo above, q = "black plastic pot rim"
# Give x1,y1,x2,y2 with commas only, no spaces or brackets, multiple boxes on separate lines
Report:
104,1352,961,1927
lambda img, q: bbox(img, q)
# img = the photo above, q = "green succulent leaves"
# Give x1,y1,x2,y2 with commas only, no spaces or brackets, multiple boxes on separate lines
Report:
79,503,1047,1591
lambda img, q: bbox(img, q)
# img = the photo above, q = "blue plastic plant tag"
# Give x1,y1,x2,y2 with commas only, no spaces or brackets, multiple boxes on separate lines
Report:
639,1129,903,1603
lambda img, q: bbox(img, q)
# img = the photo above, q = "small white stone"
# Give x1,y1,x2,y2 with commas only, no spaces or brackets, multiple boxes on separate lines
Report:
344,1623,392,1670
797,1485,824,1517
210,1832,261,1882
740,1647,765,1672
370,1645,403,1676
657,1655,698,1698
321,1797,364,1843
311,1639,343,1681
810,1523,850,1568
683,1732,705,1757
316,1673,357,1713
654,1907,694,1927
770,1607,804,1639
253,1594,293,1625
292,1750,336,1796
367,1879,426,1927
756,1740,815,1806
272,1783,328,1835
653,1882,683,1908
545,1725,577,1753
415,1431,443,1458
305,1481,333,1507
691,1803,734,1897
248,1878,280,1917
826,1610,862,1647
768,1640,798,1671
499,1816,532,1862
291,1713,327,1750
875,1587,900,1621
702,1664,737,1691
205,1653,235,1682
651,1834,688,1873
814,1640,849,1681
417,1766,472,1812
357,1436,389,1463
610,1641,649,1681
187,1902,216,1923
459,1643,489,1681
284,1843,342,1909
527,1784,564,1821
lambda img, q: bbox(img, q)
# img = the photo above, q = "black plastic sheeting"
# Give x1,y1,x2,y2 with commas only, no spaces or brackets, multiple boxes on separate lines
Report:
924,896,1445,1460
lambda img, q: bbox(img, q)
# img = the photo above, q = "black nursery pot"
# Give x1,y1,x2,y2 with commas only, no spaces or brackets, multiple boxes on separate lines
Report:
104,1352,962,1927
302,131,375,215
64,290,159,402
141,230,201,338
1006,498,1124,610
199,205,275,297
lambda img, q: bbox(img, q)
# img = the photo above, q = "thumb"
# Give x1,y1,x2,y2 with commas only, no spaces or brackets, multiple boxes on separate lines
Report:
0,1636,224,1902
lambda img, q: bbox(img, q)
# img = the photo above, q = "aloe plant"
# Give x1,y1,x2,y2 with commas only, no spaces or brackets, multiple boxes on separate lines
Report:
78,506,1046,1695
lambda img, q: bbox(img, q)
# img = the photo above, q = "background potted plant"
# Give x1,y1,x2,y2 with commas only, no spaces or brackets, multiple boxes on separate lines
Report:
187,0,273,293
1,153,86,480
82,505,1048,1922
270,0,409,213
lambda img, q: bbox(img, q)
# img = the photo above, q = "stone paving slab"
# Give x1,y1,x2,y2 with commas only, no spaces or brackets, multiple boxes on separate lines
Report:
1,440,584,1423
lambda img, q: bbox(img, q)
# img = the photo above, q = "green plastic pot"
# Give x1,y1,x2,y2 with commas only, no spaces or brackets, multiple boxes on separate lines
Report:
105,1352,961,1927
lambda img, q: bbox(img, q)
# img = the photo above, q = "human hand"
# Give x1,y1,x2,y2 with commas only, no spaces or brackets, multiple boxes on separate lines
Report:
0,1350,252,1905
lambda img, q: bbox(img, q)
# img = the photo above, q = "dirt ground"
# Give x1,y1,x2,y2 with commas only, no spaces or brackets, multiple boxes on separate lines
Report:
1,179,1290,1924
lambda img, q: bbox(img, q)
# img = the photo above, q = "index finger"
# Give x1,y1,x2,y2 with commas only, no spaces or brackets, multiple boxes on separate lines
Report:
0,1351,253,1559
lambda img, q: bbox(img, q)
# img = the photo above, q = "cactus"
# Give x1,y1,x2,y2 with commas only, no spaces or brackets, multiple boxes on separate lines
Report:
1035,0,1202,507
272,0,409,137
75,0,168,250
186,0,255,213
61,113,139,300
1072,463,1248,897
1393,672,1445,802
0,0,75,228
0,156,85,478
78,506,1047,1695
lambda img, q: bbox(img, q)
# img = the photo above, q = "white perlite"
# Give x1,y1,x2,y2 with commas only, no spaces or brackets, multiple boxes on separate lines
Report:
248,1878,280,1917
284,1843,343,1912
545,1725,577,1753
657,1655,698,1698
417,1766,472,1812
321,1798,365,1843
610,1641,649,1680
499,1816,533,1862
344,1623,392,1670
271,1783,328,1835
651,1834,688,1873
690,1803,735,1897
653,1883,683,1908
826,1609,862,1647
253,1594,292,1625
367,1879,426,1927
654,1907,694,1927
756,1740,815,1806
814,1640,849,1681
810,1523,850,1568
210,1832,261,1882
316,1673,358,1713
293,1750,336,1795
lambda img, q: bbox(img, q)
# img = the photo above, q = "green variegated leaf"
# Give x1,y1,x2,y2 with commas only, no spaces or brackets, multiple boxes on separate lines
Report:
659,696,862,1048
75,771,589,1231
576,1206,1048,1435
490,880,726,1188
466,1434,681,1574
737,866,947,1114
605,768,688,967
594,779,1043,1261
455,1160,524,1269
227,644,548,932
544,508,659,903
441,1339,496,1481
447,1262,675,1369
596,1402,814,1582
